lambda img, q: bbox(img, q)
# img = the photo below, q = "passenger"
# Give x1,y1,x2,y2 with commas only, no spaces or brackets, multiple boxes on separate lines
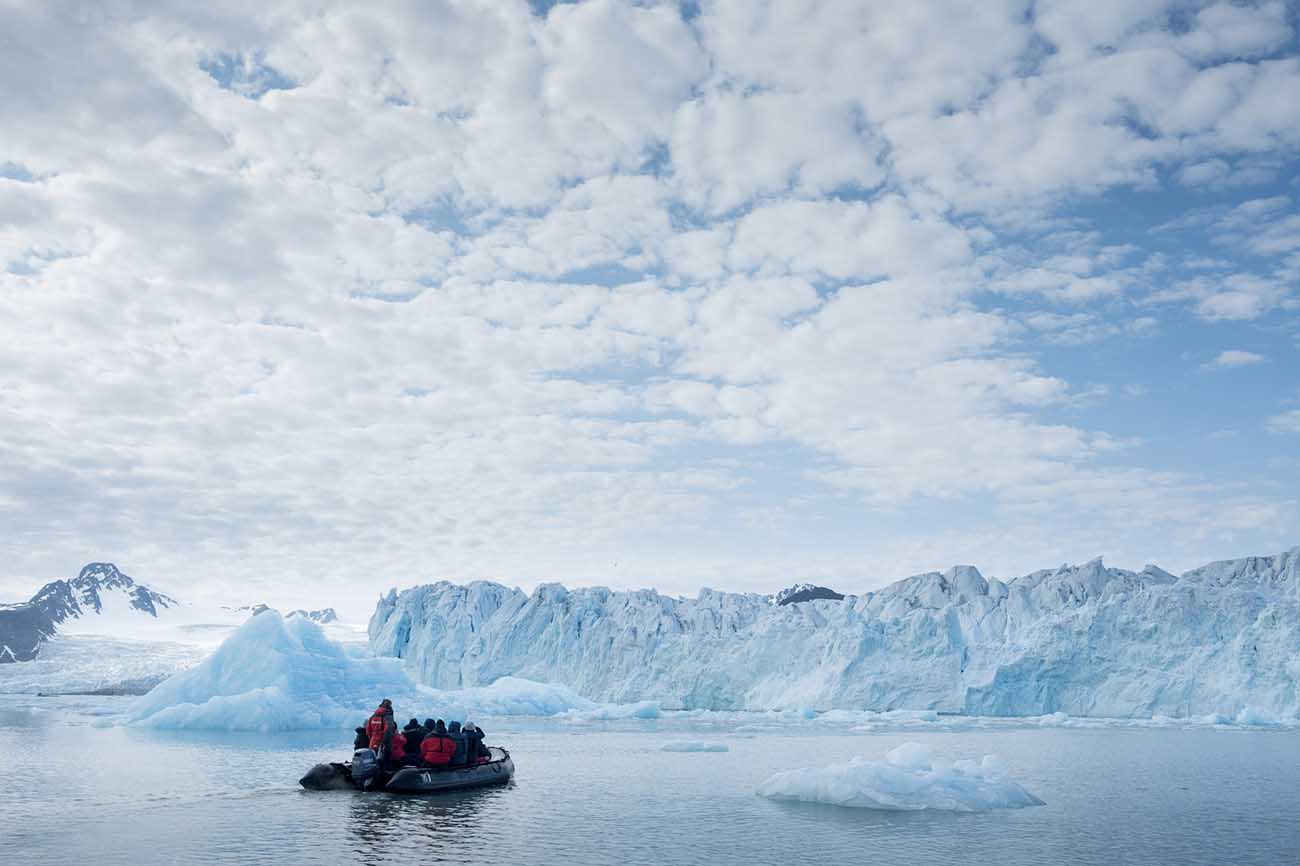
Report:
365,698,397,759
419,724,455,767
448,721,468,766
402,717,425,757
389,729,408,769
353,726,368,751
463,722,487,763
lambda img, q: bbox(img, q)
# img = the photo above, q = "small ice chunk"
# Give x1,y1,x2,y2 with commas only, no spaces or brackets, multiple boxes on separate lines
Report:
756,741,1044,812
661,740,729,752
885,741,932,770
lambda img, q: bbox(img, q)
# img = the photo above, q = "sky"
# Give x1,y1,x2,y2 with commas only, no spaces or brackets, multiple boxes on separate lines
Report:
1,0,1298,619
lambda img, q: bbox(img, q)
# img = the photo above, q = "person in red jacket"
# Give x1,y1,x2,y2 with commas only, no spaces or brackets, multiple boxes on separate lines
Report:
365,699,397,756
420,721,456,768
389,730,407,767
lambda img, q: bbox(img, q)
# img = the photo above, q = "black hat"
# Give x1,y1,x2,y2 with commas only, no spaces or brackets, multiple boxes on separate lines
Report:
355,726,365,734
407,718,420,727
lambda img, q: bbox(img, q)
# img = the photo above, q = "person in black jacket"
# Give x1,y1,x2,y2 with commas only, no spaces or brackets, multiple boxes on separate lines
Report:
463,721,487,762
447,720,468,766
352,726,368,751
402,718,425,758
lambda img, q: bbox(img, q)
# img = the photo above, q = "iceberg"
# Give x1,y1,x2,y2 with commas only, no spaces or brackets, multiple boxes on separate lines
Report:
126,611,419,732
756,742,1043,812
124,612,660,731
369,547,1300,720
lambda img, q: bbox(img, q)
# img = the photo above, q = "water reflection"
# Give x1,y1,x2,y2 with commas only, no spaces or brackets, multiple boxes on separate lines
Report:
341,784,518,861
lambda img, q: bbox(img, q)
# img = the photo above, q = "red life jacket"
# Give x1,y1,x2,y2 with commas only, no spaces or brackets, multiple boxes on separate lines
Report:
390,732,406,760
365,709,391,750
420,734,455,766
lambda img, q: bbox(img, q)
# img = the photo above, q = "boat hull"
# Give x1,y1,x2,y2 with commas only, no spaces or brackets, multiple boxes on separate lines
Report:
385,748,514,794
300,747,514,794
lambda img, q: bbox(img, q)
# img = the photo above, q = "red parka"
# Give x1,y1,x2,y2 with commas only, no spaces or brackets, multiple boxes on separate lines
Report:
420,734,456,766
366,706,395,751
390,732,407,760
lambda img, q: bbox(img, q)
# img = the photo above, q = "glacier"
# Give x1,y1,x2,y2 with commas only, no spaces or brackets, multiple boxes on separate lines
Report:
369,547,1300,720
756,742,1043,812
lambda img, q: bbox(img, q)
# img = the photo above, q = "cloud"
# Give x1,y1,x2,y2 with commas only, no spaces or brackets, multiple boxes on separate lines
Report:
1207,349,1267,368
1267,410,1300,434
1,1,1298,610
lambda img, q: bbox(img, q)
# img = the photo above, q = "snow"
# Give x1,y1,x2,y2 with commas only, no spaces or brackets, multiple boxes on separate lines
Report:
369,547,1300,720
756,742,1044,812
662,740,729,752
0,635,208,695
2,566,368,697
59,594,365,647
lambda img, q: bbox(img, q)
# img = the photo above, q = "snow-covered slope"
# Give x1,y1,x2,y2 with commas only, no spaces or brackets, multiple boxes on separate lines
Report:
0,563,179,662
369,548,1300,720
1,562,366,697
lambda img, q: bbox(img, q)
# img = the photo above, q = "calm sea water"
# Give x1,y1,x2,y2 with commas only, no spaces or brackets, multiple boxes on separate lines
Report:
3,698,1299,866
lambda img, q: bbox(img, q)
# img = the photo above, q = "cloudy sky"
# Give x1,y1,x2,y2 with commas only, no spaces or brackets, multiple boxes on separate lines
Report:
2,0,1298,617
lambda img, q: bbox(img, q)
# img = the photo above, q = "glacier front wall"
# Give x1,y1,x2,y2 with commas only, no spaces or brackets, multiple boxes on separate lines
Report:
368,549,1300,720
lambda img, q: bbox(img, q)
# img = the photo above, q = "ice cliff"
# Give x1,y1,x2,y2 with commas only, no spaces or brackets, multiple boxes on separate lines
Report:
369,548,1300,720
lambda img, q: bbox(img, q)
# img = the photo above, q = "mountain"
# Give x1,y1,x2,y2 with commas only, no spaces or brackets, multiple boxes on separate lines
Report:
369,547,1300,720
288,607,338,624
224,604,337,624
775,583,845,605
0,563,178,662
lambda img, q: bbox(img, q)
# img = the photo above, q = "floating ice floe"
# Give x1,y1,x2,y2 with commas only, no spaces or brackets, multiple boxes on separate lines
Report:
756,742,1044,812
661,740,729,752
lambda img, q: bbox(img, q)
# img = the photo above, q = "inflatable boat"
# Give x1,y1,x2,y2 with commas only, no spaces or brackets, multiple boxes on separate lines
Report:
300,746,514,794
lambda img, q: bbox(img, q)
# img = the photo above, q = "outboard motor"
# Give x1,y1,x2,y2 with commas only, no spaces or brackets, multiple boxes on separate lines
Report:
351,748,380,787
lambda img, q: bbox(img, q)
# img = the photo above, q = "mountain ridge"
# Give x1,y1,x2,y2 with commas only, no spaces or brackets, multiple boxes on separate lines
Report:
0,564,177,662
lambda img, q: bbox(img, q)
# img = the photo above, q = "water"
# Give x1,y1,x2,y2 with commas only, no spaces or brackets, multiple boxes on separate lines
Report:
4,698,1300,866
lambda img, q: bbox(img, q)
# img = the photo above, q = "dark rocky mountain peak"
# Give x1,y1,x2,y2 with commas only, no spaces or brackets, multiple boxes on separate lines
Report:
288,608,338,624
775,583,845,605
0,563,178,663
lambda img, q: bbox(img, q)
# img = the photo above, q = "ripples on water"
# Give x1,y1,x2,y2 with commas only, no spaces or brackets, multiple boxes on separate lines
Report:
3,700,1299,866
